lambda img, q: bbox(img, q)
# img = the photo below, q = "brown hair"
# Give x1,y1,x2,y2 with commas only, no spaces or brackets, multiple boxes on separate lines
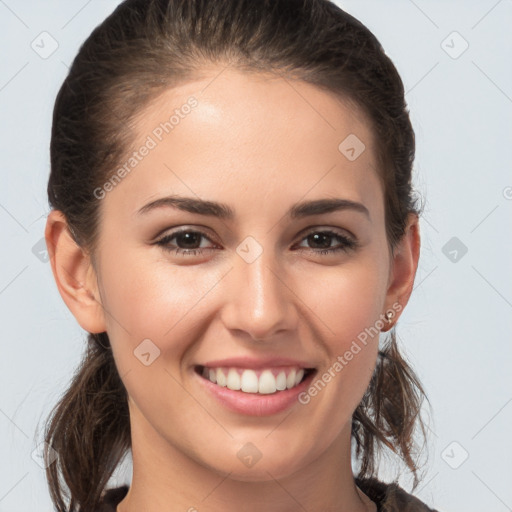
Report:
44,0,427,509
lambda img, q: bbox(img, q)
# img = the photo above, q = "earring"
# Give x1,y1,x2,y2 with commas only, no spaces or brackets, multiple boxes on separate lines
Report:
381,310,395,332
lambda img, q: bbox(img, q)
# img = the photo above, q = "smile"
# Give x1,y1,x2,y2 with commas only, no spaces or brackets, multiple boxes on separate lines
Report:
197,365,314,395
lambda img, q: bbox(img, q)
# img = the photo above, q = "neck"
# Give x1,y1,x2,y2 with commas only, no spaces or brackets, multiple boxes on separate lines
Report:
118,406,374,512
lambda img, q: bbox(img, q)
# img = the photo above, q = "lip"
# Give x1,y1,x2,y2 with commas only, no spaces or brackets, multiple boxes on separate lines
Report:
194,361,316,417
200,356,313,370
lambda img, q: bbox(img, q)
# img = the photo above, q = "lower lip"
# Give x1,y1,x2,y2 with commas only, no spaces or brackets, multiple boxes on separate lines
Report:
196,370,316,417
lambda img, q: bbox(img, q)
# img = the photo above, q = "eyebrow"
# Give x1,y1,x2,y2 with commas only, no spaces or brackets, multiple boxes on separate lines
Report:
136,195,370,220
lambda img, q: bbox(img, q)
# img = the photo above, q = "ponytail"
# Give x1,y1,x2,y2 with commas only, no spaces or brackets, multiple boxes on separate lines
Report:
352,330,428,489
43,333,130,511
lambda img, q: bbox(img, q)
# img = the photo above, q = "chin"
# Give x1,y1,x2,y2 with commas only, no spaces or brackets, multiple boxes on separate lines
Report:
193,436,318,483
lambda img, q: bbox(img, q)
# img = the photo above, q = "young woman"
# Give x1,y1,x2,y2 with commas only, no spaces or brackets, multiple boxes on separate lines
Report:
43,0,439,510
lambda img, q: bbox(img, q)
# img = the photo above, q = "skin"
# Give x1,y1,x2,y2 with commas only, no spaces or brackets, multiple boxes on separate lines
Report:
46,66,420,512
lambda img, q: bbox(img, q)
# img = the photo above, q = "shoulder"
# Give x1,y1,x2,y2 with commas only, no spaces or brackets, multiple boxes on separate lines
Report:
95,485,129,512
355,477,440,512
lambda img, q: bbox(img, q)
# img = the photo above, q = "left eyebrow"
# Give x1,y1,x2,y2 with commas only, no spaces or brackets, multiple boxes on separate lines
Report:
136,195,370,221
289,198,370,220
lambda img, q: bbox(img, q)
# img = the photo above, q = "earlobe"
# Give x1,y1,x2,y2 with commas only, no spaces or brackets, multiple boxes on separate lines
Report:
382,213,421,330
45,210,107,334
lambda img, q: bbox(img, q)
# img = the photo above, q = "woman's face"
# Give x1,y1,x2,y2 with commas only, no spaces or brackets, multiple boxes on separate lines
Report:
90,67,401,481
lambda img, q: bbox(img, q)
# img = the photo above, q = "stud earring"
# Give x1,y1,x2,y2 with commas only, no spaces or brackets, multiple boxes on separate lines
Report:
381,310,395,332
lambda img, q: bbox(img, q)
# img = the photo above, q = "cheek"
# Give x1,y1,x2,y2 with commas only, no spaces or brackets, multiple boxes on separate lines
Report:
299,255,387,412
297,270,383,448
310,256,389,349
96,245,227,365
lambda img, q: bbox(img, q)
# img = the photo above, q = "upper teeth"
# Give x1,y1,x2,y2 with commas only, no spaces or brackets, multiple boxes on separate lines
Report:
202,367,305,394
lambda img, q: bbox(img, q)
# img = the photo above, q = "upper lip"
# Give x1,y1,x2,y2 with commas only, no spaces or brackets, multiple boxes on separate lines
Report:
199,357,315,369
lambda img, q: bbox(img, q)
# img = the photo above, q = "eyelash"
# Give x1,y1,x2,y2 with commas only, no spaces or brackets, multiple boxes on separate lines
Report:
154,228,359,257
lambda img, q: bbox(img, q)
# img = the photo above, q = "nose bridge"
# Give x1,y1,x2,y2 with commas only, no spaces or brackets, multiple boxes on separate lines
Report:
223,240,295,340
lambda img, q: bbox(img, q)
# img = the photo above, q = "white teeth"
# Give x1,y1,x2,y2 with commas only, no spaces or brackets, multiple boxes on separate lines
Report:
240,369,259,392
286,369,296,389
276,371,287,391
258,370,277,394
216,368,227,387
226,368,241,390
203,366,308,394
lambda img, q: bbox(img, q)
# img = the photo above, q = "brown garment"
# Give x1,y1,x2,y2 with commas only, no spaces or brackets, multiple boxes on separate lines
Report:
356,477,439,512
97,479,439,511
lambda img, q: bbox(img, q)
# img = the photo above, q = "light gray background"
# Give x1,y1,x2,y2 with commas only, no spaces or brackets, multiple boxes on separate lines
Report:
1,1,511,511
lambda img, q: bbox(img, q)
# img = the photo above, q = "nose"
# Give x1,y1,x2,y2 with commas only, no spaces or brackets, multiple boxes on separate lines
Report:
220,247,298,342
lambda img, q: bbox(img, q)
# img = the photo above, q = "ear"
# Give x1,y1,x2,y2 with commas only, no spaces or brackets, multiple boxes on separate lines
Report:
45,210,107,334
382,213,421,331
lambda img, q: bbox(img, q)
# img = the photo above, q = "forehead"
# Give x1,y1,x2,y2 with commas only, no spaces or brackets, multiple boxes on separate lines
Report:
133,66,376,154
103,67,383,221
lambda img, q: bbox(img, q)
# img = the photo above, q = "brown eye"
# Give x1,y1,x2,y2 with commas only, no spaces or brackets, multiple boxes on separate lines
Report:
296,230,358,255
155,229,218,256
